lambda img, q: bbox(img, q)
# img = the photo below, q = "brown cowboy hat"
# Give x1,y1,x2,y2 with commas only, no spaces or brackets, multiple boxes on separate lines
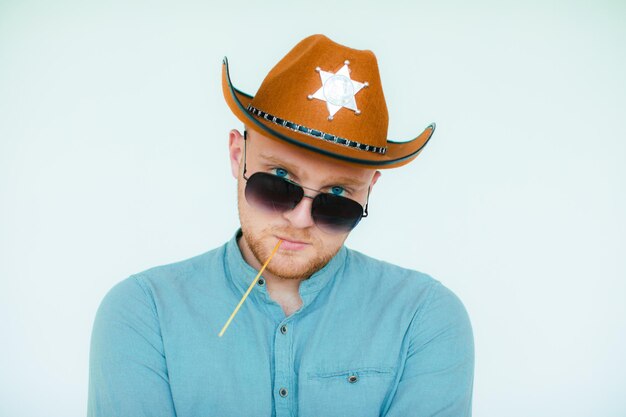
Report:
222,34,435,169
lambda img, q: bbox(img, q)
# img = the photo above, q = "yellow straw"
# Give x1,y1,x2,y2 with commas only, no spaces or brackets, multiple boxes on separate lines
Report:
218,239,283,337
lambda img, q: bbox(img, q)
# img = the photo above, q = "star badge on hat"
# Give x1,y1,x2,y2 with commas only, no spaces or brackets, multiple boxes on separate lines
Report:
307,60,369,120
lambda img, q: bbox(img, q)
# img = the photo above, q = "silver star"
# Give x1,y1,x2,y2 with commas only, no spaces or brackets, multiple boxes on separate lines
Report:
308,61,368,120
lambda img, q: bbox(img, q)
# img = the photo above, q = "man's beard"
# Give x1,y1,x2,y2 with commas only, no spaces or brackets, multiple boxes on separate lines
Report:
242,224,339,280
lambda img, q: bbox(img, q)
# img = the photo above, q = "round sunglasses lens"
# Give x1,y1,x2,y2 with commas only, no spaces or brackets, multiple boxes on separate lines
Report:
311,193,363,233
245,173,303,213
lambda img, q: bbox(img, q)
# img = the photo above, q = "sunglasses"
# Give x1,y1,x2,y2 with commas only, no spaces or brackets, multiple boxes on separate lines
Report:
241,131,370,234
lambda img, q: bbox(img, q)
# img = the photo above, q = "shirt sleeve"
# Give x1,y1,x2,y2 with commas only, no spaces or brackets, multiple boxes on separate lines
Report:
87,275,177,417
383,281,475,417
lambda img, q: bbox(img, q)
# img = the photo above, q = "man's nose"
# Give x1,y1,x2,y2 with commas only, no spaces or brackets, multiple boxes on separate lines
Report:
282,195,316,229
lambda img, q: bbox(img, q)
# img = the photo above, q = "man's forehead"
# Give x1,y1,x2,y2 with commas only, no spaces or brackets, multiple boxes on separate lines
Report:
256,151,369,187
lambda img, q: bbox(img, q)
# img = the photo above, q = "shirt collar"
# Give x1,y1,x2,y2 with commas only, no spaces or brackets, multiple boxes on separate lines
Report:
224,228,347,301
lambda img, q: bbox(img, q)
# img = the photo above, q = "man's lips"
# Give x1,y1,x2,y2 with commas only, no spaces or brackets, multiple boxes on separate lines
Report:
275,235,310,250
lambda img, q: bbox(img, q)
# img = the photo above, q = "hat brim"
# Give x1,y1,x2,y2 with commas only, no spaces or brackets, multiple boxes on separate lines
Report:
222,57,435,169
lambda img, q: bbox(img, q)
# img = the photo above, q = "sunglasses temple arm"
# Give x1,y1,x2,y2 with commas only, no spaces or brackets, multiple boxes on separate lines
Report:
242,129,248,178
362,186,371,218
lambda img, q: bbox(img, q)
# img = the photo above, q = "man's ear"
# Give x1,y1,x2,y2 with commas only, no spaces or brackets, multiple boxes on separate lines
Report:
369,170,382,190
228,129,244,179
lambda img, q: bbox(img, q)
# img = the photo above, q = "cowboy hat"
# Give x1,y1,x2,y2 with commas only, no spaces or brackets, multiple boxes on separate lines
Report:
222,34,435,169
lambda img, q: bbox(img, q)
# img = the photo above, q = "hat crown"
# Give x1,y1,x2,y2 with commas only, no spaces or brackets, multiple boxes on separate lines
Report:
251,34,389,149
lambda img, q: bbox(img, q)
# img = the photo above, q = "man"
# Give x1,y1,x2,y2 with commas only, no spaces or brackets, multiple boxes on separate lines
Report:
88,34,474,416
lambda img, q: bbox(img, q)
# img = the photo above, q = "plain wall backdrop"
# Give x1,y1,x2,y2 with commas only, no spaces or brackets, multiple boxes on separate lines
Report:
1,0,625,416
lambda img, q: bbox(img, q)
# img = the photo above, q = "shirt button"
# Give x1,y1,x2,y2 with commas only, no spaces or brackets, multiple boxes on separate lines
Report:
348,375,358,383
279,387,288,397
280,324,288,334
257,278,265,286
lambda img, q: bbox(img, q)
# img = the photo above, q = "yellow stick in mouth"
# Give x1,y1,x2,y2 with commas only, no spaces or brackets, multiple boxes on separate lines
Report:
218,239,283,337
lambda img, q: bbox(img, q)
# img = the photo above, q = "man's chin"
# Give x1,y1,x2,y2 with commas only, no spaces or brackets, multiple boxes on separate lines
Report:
265,256,319,281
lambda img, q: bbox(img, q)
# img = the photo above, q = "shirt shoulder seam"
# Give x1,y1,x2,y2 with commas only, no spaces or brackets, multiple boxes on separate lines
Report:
131,274,161,324
408,280,441,335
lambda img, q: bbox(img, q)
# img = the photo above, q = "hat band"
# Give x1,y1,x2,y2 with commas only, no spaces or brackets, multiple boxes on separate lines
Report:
246,105,387,155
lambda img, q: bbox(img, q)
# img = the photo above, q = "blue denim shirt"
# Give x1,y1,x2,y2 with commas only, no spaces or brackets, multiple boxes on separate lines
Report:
88,230,474,416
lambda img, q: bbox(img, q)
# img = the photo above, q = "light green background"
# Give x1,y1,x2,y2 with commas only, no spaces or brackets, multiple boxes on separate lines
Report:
1,1,625,416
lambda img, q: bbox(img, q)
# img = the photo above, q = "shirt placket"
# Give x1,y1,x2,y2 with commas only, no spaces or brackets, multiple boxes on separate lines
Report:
273,317,295,417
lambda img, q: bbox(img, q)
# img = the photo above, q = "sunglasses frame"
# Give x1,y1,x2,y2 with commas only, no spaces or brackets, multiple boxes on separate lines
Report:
241,130,370,228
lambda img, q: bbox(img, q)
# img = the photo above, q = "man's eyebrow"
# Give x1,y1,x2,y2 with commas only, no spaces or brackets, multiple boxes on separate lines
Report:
258,153,301,177
258,153,366,188
259,153,292,167
324,176,365,188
